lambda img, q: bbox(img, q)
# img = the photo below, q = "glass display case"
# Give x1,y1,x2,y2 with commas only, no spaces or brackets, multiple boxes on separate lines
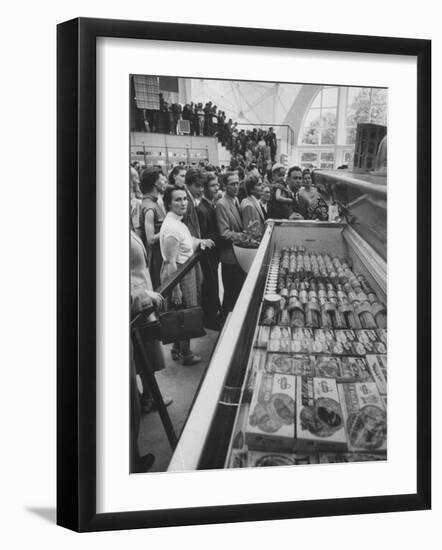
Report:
168,172,387,472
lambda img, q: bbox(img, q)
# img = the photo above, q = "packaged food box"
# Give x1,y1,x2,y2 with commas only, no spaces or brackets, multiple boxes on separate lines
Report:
335,329,356,343
247,450,318,467
245,372,296,451
265,354,315,376
313,329,335,354
355,329,379,344
268,339,292,353
290,337,314,354
293,328,314,341
333,330,356,355
270,326,292,340
338,382,387,453
256,325,270,348
318,452,386,463
339,357,372,383
376,329,388,345
365,355,388,395
314,356,341,379
295,377,347,452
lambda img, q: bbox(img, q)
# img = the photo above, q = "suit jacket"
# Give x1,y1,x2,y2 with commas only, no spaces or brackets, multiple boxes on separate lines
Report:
197,197,220,244
183,187,201,238
215,195,243,264
240,195,266,236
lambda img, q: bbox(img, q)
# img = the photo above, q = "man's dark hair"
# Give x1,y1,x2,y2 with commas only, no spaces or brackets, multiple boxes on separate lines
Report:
139,167,161,194
287,165,303,178
223,171,237,186
202,171,217,190
185,168,202,188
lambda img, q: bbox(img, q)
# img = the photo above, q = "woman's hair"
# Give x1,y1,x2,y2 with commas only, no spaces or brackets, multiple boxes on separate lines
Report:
139,167,161,194
168,165,186,186
245,173,261,196
302,168,312,178
163,185,186,212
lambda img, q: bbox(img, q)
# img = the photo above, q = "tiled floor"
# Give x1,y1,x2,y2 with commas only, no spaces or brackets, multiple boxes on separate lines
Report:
137,329,220,473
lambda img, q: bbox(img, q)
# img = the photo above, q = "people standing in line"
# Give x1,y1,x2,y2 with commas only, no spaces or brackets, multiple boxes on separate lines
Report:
240,174,266,237
139,167,167,289
215,171,246,313
197,172,223,330
268,163,293,220
160,186,215,365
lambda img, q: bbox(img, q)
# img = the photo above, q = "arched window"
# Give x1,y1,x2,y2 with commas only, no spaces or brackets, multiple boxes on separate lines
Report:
300,87,338,145
297,86,387,170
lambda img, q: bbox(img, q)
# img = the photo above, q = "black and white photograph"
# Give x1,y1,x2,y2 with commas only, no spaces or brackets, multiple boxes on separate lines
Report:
129,75,388,474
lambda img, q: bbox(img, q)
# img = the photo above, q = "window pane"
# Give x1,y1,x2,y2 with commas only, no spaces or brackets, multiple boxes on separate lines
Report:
321,152,334,162
301,152,319,162
322,87,338,107
343,151,354,164
303,109,321,128
320,162,334,169
310,92,321,109
346,127,357,145
347,87,371,126
371,88,388,104
302,127,319,144
370,103,388,125
321,126,336,144
321,108,337,127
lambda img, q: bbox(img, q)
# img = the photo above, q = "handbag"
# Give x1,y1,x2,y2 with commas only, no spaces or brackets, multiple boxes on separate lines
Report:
159,306,206,344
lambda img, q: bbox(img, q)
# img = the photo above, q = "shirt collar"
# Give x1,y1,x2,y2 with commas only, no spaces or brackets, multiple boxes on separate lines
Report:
168,211,183,221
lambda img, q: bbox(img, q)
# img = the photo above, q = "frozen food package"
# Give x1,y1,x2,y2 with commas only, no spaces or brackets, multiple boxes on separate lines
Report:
247,450,319,467
295,377,347,452
338,382,387,453
365,355,388,395
245,371,296,451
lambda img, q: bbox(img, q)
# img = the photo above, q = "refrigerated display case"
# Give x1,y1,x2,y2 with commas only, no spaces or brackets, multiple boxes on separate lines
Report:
167,171,387,472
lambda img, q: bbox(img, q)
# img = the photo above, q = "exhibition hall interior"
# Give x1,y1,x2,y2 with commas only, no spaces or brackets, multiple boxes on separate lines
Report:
129,75,387,473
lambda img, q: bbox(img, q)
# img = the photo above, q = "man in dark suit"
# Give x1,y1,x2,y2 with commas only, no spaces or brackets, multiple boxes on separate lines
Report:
183,168,202,239
215,171,246,313
197,172,223,329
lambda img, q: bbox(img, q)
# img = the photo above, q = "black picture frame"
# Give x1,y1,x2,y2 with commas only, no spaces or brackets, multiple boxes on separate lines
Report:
57,17,431,532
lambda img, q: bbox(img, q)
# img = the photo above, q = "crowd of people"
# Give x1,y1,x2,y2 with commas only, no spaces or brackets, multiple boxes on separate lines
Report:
135,94,279,174
129,159,330,471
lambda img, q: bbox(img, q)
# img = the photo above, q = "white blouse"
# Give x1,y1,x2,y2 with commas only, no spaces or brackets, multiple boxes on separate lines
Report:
159,211,194,264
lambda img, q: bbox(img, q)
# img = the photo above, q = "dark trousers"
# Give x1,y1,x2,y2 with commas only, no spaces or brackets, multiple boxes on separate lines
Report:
221,262,246,314
201,253,222,327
